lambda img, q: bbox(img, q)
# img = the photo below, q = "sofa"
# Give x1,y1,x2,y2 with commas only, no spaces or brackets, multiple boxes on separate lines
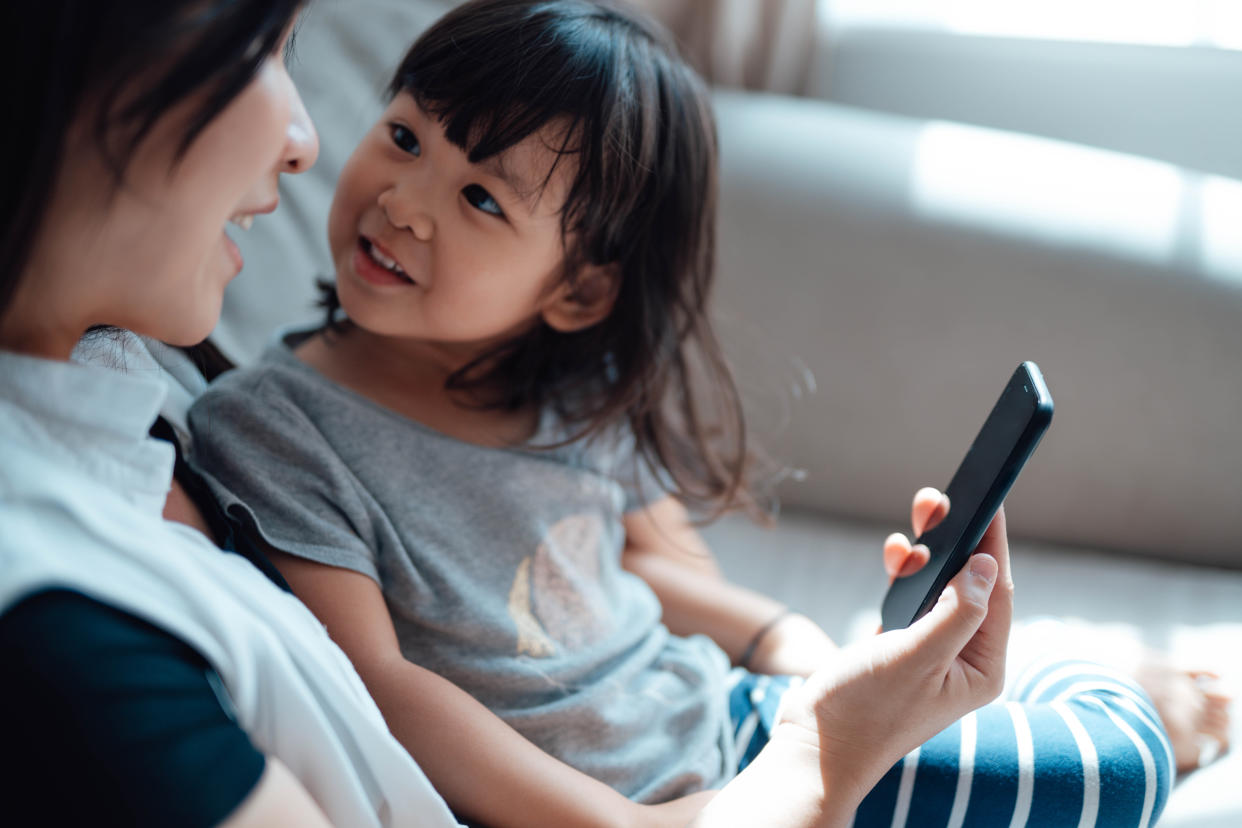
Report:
213,1,1242,823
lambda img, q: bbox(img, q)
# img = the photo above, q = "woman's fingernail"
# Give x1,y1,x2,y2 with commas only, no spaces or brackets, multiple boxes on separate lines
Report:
969,555,998,585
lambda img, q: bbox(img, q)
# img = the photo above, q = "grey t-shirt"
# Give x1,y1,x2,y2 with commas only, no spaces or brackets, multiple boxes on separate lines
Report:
187,337,736,802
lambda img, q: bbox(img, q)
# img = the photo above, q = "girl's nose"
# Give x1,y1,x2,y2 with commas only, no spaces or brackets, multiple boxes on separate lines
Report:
283,89,319,173
378,188,434,242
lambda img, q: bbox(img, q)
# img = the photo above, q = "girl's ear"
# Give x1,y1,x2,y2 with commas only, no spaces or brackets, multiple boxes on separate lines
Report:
541,263,621,333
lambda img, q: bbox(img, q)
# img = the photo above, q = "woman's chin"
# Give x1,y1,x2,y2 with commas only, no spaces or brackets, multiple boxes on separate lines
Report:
154,253,238,346
150,321,218,348
149,294,225,348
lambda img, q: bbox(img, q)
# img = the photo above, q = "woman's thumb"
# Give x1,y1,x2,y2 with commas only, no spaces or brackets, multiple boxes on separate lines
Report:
908,553,998,664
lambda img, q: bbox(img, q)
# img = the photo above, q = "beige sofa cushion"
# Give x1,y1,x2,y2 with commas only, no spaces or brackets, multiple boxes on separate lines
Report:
214,2,1242,568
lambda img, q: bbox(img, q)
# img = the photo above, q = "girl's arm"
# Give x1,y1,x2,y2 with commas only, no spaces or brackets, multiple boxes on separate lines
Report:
622,497,837,676
267,549,714,828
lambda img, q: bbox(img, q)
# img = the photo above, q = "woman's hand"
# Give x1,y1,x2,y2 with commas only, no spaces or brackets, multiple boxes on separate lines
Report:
703,496,1013,827
879,488,1013,699
801,493,1009,794
638,791,719,828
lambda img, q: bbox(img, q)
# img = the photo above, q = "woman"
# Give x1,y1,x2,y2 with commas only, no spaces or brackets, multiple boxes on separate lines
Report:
0,1,1012,826
0,2,455,826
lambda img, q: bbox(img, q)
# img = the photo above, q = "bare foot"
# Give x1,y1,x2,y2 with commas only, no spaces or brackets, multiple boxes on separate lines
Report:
1134,659,1232,773
1007,620,1233,772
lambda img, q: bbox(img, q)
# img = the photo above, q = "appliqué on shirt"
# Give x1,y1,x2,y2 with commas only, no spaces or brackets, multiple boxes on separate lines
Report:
509,556,557,657
507,513,612,656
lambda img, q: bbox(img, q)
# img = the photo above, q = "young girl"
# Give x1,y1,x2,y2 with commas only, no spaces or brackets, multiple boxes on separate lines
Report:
189,1,1182,825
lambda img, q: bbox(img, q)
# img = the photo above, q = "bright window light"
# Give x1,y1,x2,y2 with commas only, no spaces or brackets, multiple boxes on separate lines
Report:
820,0,944,29
821,0,1242,50
911,122,1184,264
1200,176,1242,283
944,0,1195,47
1206,0,1242,50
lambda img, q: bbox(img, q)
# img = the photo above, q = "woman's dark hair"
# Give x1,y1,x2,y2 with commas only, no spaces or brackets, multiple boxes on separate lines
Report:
0,0,303,326
321,0,771,517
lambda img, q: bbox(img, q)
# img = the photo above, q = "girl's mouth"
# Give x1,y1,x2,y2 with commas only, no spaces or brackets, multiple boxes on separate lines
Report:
356,237,415,286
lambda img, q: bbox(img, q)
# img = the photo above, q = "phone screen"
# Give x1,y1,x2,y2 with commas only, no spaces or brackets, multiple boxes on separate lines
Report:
880,362,1053,631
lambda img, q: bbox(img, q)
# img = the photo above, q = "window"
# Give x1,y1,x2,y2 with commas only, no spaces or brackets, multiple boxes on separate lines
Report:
821,0,1242,50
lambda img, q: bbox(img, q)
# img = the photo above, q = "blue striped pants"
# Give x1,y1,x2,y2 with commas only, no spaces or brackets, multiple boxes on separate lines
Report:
726,657,1173,828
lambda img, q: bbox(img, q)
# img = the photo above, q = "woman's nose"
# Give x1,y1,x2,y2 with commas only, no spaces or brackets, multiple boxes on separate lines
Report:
378,187,434,242
282,88,319,173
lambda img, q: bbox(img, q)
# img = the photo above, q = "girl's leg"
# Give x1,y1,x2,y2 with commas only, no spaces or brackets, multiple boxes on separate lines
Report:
724,653,1174,827
850,657,1173,828
726,669,802,773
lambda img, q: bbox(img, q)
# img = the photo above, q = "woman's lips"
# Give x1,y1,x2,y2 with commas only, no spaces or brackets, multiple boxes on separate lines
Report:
222,230,243,273
220,208,266,275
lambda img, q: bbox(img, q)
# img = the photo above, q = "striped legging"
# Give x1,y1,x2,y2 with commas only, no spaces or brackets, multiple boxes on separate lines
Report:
727,657,1173,828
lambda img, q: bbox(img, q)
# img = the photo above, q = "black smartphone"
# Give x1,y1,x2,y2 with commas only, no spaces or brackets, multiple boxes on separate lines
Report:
880,361,1053,632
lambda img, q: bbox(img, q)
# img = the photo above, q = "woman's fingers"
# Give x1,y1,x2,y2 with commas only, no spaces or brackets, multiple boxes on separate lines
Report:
883,533,910,580
884,488,949,581
883,533,926,581
912,487,950,536
883,534,931,582
956,508,1013,672
905,552,998,670
974,507,1011,591
902,545,930,577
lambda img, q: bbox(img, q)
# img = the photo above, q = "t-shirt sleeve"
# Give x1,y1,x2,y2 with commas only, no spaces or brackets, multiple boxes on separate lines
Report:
188,376,382,583
601,426,674,513
618,451,673,513
0,590,265,828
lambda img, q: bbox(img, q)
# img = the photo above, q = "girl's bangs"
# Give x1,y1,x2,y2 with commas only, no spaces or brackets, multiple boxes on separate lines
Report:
386,3,627,164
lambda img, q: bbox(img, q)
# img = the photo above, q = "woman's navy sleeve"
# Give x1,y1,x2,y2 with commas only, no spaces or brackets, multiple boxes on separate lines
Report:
0,589,266,827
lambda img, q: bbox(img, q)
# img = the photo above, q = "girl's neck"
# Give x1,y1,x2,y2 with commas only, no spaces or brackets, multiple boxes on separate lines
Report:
336,324,463,386
295,325,542,449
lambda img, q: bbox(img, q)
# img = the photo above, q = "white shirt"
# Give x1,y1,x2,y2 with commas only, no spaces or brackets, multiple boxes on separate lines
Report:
0,339,459,828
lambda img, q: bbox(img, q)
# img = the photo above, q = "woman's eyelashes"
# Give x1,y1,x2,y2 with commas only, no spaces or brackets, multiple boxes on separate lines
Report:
463,184,504,218
389,123,421,156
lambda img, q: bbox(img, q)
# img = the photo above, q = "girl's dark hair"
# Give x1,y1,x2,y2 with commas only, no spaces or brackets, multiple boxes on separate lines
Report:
322,0,771,517
0,0,302,326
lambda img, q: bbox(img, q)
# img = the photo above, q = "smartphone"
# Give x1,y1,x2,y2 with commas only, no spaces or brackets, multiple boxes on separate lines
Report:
880,361,1053,632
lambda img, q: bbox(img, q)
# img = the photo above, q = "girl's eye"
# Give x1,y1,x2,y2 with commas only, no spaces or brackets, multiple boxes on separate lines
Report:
389,124,421,156
463,184,504,218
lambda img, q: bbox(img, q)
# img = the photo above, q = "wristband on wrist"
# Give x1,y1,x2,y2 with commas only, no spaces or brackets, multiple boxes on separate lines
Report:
739,608,794,671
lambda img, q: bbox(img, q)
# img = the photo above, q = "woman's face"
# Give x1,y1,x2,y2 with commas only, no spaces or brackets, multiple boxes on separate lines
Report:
8,23,318,358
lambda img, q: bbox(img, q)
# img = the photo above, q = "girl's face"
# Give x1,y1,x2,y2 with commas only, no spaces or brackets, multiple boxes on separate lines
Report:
328,94,600,361
7,23,318,358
